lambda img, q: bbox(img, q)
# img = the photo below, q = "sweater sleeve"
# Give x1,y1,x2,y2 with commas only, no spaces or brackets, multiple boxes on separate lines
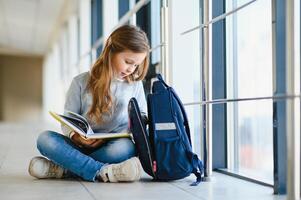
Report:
61,78,82,138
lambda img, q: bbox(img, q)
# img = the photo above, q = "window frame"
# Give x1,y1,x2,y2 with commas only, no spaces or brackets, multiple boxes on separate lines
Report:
210,0,289,194
91,0,103,57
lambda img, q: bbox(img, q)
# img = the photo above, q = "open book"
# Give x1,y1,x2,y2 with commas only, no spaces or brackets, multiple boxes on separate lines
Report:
49,111,131,139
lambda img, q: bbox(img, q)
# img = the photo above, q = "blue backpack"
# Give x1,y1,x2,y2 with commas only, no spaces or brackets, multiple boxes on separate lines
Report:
128,74,204,186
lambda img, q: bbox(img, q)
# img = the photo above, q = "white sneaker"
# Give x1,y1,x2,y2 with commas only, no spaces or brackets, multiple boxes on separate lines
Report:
28,156,64,179
99,157,142,182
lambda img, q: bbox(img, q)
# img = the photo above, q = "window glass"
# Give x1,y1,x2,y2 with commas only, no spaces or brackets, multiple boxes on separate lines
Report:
226,0,273,184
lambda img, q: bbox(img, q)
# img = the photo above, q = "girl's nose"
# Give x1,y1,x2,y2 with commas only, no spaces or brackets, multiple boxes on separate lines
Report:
126,65,136,73
126,68,133,73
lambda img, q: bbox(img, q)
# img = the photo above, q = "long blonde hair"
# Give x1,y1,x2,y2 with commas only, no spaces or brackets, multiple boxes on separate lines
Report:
87,25,150,123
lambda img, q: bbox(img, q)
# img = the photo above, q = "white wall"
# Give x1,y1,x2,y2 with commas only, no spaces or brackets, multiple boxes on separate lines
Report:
0,55,43,122
42,0,90,121
42,0,121,122
43,0,118,121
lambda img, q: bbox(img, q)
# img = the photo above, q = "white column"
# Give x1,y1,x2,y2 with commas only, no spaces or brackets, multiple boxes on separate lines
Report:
129,0,137,25
103,0,119,39
79,0,91,72
160,0,170,84
42,43,65,121
68,14,80,79
60,26,70,93
286,0,300,199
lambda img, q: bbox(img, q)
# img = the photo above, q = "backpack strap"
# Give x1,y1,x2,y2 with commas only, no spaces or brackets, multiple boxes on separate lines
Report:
190,153,204,186
169,87,192,144
156,74,192,145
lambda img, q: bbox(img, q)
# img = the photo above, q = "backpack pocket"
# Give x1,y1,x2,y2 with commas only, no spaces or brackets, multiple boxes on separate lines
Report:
155,131,192,180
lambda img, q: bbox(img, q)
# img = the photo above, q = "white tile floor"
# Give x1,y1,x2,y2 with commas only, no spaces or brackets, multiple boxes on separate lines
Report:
0,122,286,200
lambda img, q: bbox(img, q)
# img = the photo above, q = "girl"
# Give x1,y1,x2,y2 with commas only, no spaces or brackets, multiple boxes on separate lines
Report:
28,25,149,183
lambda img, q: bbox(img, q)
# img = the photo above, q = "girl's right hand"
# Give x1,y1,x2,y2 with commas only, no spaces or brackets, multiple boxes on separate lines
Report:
70,132,105,148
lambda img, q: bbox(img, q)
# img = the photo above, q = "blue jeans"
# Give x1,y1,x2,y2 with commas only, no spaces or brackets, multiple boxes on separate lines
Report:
36,130,136,181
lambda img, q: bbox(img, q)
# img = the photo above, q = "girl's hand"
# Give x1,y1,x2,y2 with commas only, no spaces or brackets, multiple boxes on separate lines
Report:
70,132,106,148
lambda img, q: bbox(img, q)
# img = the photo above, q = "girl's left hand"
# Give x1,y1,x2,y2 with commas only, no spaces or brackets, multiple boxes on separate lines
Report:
71,132,106,148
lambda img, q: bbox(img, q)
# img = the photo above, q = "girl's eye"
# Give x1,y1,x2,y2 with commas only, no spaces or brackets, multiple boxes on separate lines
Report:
125,61,133,65
125,60,139,68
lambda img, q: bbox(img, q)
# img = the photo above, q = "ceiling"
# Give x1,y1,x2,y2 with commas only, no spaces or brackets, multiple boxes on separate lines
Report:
0,0,68,56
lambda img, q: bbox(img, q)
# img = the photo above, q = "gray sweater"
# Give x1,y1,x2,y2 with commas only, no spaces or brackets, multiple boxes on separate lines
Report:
61,71,147,137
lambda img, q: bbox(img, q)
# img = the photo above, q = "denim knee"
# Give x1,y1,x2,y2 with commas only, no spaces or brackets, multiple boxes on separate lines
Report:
99,138,136,163
108,138,135,157
37,131,61,157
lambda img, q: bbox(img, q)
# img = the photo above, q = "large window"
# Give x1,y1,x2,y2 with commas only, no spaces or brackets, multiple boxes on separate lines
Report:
226,0,273,184
168,0,202,155
91,0,103,57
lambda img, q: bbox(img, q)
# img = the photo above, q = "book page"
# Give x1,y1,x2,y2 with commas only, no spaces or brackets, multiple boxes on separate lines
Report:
60,115,88,133
49,111,87,137
50,111,131,140
67,111,94,135
67,111,89,127
86,132,131,139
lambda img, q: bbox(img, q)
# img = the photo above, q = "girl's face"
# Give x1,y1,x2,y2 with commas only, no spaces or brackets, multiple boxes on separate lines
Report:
111,50,147,80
